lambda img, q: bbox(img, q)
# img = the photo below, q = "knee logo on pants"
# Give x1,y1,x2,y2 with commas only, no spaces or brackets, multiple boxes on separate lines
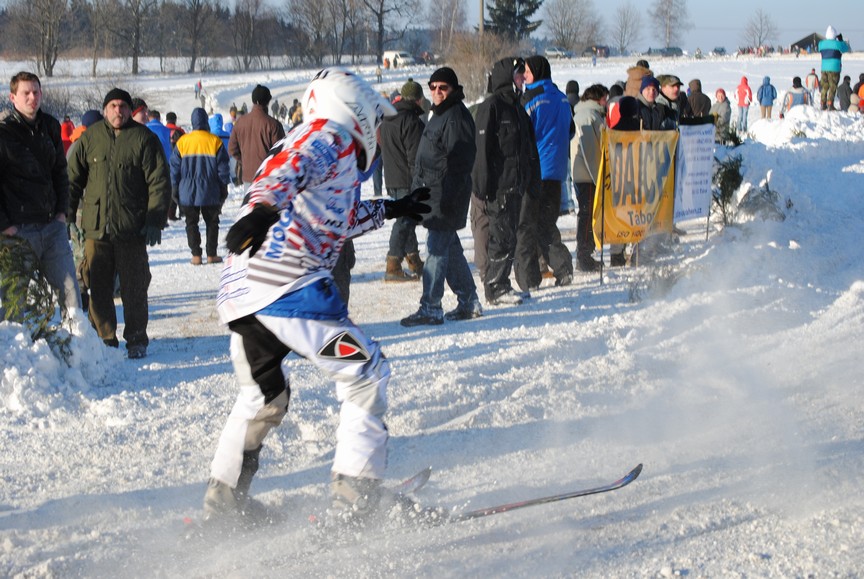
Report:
318,331,371,362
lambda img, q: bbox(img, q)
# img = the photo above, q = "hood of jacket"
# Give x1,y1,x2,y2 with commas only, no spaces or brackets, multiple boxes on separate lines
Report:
525,55,551,81
192,108,209,131
209,113,224,134
740,76,749,85
762,76,771,85
689,79,703,93
488,57,519,94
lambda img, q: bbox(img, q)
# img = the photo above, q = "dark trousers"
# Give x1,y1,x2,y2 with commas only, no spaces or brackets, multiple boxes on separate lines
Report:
535,180,573,280
483,193,520,301
386,188,419,258
85,236,151,348
183,205,221,257
574,181,597,259
469,196,488,281
332,239,355,305
514,192,541,292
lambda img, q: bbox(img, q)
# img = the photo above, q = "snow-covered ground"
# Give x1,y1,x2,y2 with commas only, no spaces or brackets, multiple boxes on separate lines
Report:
1,55,863,577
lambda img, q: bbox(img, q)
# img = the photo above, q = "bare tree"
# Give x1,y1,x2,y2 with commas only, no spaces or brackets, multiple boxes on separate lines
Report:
116,0,159,75
80,0,118,77
231,0,262,71
542,0,600,53
426,0,466,58
741,9,778,49
290,0,330,66
648,0,690,48
5,0,68,77
342,0,368,64
178,0,217,73
611,1,641,55
362,0,420,64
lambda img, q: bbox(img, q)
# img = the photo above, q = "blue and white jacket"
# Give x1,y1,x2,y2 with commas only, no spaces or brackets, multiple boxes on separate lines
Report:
522,78,574,181
216,119,386,323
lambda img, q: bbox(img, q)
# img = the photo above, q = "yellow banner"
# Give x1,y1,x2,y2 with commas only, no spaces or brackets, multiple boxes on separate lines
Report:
593,129,679,246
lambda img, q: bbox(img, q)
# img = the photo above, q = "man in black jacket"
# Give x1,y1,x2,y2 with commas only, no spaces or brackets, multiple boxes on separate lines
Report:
401,67,481,326
380,78,426,282
473,57,540,306
0,71,80,321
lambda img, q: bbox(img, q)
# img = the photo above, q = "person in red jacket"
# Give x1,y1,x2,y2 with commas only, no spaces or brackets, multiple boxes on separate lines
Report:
60,115,75,154
735,76,753,133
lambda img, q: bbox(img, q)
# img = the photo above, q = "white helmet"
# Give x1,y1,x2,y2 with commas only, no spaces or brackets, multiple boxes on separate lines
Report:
301,67,397,172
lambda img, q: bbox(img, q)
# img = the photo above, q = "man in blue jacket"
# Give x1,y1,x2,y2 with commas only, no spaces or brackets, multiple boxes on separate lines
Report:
170,108,230,265
521,56,574,286
818,25,851,110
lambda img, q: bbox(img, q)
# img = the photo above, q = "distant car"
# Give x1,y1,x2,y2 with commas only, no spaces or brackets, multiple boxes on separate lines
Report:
661,46,684,57
544,46,573,59
711,47,727,56
381,50,415,68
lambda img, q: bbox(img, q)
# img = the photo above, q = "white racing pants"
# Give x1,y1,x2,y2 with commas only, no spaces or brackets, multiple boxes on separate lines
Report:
209,312,390,488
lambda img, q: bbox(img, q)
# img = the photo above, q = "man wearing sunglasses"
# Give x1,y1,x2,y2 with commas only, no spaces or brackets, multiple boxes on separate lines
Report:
401,67,481,326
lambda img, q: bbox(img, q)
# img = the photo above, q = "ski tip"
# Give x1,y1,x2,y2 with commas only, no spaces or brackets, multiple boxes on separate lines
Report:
625,464,644,483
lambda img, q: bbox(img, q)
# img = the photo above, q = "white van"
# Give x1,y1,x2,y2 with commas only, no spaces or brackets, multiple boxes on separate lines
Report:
382,50,415,69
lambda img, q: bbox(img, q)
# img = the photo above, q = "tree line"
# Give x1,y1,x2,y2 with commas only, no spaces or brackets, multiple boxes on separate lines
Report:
0,0,783,80
0,0,432,77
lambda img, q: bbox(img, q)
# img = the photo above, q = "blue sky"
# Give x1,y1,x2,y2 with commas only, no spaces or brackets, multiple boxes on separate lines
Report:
465,0,862,54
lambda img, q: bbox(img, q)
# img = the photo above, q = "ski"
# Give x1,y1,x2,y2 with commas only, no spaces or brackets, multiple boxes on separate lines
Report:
389,466,432,496
446,463,643,523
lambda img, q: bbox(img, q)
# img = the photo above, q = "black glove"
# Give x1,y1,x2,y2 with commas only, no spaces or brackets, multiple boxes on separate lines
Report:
141,225,162,246
225,205,280,257
384,187,431,221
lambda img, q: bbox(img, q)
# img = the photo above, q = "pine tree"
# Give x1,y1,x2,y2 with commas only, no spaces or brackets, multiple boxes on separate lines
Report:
0,236,71,359
485,0,544,42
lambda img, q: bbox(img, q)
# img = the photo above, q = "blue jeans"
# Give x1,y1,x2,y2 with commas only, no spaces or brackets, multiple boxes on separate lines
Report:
737,106,749,132
419,229,479,316
0,220,80,321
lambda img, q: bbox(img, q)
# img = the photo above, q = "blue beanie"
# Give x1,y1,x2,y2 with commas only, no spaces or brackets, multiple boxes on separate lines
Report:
81,110,103,127
640,75,660,93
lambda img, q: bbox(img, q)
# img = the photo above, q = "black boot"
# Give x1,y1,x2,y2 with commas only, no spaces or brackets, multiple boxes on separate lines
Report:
234,445,262,503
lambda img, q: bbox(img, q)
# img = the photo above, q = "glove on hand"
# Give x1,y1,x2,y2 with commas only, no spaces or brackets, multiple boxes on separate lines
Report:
225,205,280,257
141,225,162,246
384,187,431,221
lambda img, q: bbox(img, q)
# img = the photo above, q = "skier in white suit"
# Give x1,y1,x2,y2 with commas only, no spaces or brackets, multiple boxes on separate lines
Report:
204,67,430,522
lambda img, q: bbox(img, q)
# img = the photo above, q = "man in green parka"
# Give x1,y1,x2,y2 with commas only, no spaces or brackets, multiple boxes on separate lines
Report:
67,88,170,359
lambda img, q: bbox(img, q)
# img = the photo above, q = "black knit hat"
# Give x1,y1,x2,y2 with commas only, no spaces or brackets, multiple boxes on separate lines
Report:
252,84,272,105
102,87,132,109
429,67,459,88
565,80,580,95
525,56,552,81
